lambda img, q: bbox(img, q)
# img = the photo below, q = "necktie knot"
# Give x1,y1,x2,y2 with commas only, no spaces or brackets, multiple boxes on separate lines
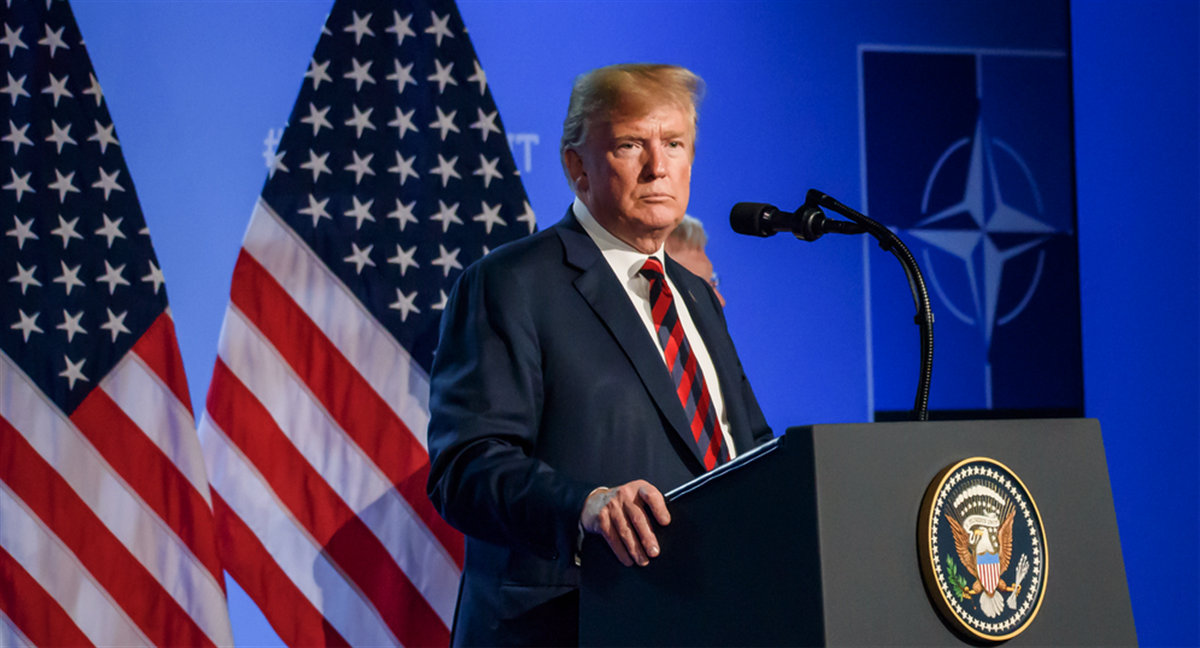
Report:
639,257,665,282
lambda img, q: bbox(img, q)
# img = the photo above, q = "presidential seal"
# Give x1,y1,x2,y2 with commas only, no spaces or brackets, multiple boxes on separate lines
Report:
919,457,1048,642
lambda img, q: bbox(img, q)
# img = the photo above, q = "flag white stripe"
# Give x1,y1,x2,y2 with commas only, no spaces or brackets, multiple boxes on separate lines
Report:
102,351,213,506
199,416,402,648
217,305,460,625
0,354,231,646
0,483,152,648
0,608,35,648
242,199,432,449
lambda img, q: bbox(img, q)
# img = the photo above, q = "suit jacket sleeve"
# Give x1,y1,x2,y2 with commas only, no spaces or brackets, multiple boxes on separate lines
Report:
425,258,598,563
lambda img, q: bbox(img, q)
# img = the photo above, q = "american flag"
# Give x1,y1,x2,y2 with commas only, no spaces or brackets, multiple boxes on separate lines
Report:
198,0,533,645
0,1,233,646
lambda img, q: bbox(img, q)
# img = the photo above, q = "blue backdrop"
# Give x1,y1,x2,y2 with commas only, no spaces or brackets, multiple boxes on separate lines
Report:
67,1,1198,645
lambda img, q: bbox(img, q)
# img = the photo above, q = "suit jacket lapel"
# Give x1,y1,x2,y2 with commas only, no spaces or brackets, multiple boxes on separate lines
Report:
555,210,705,471
666,259,758,455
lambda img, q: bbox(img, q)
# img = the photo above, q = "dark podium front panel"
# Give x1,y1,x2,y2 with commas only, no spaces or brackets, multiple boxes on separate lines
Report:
579,419,1136,646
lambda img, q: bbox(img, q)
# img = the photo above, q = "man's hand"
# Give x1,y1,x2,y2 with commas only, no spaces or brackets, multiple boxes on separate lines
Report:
580,480,671,567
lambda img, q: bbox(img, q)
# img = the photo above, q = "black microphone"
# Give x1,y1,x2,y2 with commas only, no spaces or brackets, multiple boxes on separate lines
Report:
730,201,865,242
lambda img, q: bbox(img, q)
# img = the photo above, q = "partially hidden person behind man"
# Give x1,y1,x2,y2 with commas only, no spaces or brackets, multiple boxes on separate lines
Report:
426,63,774,647
666,214,726,308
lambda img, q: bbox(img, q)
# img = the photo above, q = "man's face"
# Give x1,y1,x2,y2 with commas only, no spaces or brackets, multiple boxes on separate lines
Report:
567,104,693,253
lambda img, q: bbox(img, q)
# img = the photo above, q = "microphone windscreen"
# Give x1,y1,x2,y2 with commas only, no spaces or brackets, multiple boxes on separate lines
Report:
730,202,774,237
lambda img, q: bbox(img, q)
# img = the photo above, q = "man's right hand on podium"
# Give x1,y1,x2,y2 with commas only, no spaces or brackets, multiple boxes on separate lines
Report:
580,480,671,567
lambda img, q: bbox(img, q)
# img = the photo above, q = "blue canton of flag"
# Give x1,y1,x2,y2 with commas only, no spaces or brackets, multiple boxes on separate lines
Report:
2,0,164,413
1,1,232,646
198,1,533,645
266,0,534,373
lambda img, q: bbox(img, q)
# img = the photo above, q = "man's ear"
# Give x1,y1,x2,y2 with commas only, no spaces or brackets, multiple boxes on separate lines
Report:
564,149,588,193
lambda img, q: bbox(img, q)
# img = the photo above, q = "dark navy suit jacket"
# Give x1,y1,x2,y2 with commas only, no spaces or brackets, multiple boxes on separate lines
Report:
426,207,773,646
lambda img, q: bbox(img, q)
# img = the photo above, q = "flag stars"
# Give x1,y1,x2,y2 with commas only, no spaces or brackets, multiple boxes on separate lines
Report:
431,244,463,277
1,23,27,57
429,106,459,141
344,58,376,91
268,150,288,179
470,108,501,142
386,59,416,94
425,11,454,47
343,11,374,45
4,169,33,201
389,289,420,322
299,193,331,227
301,103,333,136
431,289,449,311
345,150,375,184
301,149,332,182
47,169,79,202
142,260,165,294
429,153,461,186
344,195,375,229
427,59,457,94
60,355,88,389
305,58,332,91
431,199,462,232
57,309,87,343
100,308,130,342
388,106,417,139
7,216,37,249
9,262,40,294
50,215,83,248
345,104,376,138
473,154,503,188
92,167,125,200
81,72,102,106
42,73,72,106
387,244,418,275
96,260,130,294
387,198,417,231
388,151,418,185
88,120,119,153
45,120,76,153
3,120,32,153
11,309,42,342
467,60,487,95
386,11,416,46
343,242,375,274
1,72,29,105
39,24,70,58
473,201,506,234
95,214,125,248
517,201,537,233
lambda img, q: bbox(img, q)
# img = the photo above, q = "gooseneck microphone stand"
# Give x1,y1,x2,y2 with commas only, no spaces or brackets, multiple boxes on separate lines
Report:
731,188,934,421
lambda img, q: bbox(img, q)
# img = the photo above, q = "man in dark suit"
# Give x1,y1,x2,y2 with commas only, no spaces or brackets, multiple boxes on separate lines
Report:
426,63,773,647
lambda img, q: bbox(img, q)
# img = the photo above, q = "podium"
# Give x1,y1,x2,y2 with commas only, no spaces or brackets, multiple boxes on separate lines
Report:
579,419,1137,646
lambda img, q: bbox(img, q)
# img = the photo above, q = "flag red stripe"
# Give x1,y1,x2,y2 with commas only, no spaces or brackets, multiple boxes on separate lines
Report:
132,313,195,418
205,361,449,647
229,251,464,565
70,390,224,586
211,492,350,648
0,544,95,648
0,416,214,648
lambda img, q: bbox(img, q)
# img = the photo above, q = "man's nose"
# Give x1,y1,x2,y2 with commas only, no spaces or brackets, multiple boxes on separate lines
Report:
641,145,668,180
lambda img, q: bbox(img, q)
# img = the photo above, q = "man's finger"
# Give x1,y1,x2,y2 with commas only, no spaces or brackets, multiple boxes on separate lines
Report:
598,510,633,567
623,499,660,559
611,503,648,566
637,484,671,526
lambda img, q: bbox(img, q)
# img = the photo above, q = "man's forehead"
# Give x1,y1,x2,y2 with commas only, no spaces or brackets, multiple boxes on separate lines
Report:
600,105,694,136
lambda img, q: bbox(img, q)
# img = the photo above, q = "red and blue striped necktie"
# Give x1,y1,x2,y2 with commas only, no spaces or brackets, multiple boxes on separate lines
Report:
639,258,728,470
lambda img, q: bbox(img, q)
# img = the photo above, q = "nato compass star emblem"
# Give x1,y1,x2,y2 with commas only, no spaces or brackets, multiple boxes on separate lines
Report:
907,116,1065,347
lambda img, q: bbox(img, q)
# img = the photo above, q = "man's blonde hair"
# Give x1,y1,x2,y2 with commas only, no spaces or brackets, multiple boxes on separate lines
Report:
560,63,705,185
